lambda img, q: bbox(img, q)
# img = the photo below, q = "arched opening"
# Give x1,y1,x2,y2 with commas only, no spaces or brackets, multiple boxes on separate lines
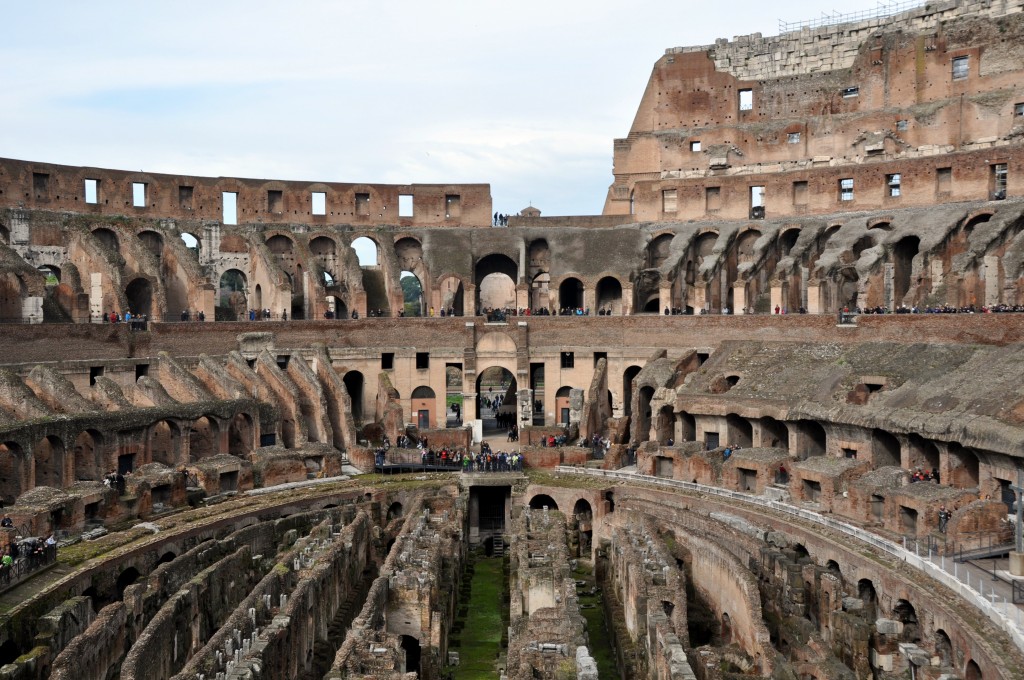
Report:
965,659,983,680
793,543,812,563
893,599,920,642
352,236,379,266
37,264,60,285
635,385,655,443
794,420,826,459
596,276,623,314
253,283,263,312
326,295,347,320
386,502,404,523
529,494,559,511
189,417,219,460
779,228,800,257
0,640,21,667
400,271,424,317
353,237,388,315
858,578,877,611
760,417,789,449
623,366,642,417
475,253,518,313
655,405,675,444
73,429,103,481
648,234,674,268
156,551,177,566
310,236,339,286
138,230,164,258
825,560,842,580
852,234,875,259
124,278,153,318
0,441,28,504
291,262,305,320
573,498,593,556
872,429,901,468
411,385,436,430
720,612,733,645
344,371,365,425
439,276,465,316
400,635,421,676
180,232,200,257
948,442,980,488
92,227,119,252
558,277,584,311
477,366,517,434
35,435,65,488
642,297,661,313
554,385,573,427
266,234,294,256
678,411,696,441
935,629,953,667
893,235,921,305
217,269,247,321
527,239,551,311
446,365,464,427
116,567,140,599
228,413,253,457
150,420,181,467
735,229,761,264
726,414,753,448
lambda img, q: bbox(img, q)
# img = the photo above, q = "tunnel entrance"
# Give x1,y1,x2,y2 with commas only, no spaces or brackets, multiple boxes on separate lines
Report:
470,485,510,546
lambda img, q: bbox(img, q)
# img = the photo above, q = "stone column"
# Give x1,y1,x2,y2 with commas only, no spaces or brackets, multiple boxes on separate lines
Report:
984,255,1001,305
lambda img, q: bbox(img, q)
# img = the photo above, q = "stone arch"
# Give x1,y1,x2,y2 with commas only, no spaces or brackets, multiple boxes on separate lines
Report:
343,370,365,425
655,405,675,444
73,429,103,481
400,270,425,317
266,233,294,255
309,234,338,258
825,559,842,580
218,268,247,321
857,578,877,610
893,599,920,642
124,277,153,317
793,420,826,459
156,551,177,566
635,385,655,444
852,234,875,259
726,414,753,448
965,659,982,680
150,420,182,467
892,235,921,305
0,441,28,504
558,276,584,310
387,501,403,523
872,428,901,467
529,494,558,511
527,239,551,310
351,235,380,266
935,628,953,667
778,227,801,257
394,236,424,271
867,218,894,231
189,416,220,460
436,273,466,315
760,417,789,449
228,412,254,457
35,434,66,488
180,231,201,256
735,228,761,263
648,232,675,268
477,365,517,431
595,276,623,314
475,253,518,312
137,230,164,258
623,365,642,417
92,227,119,252
116,566,140,599
947,442,980,488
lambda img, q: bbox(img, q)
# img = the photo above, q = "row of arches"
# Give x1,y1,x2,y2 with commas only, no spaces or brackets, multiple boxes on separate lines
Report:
0,413,254,504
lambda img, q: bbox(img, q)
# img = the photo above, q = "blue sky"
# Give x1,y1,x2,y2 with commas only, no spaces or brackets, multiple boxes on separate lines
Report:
1,0,907,217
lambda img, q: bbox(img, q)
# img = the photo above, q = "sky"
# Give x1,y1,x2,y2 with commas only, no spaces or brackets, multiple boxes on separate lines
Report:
1,0,911,217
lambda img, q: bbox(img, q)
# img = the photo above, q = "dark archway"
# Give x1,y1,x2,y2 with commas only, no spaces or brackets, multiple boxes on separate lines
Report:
344,370,365,425
400,271,424,317
35,435,65,488
228,413,253,457
893,599,920,642
726,414,753,448
0,441,28,504
73,429,103,481
150,420,181,467
189,417,219,460
858,578,877,610
893,235,921,305
760,417,789,449
872,428,901,467
596,276,623,314
156,551,177,566
217,269,247,321
559,277,584,311
635,385,655,443
794,420,826,459
529,494,558,511
387,502,404,523
623,366,642,417
965,660,982,680
138,230,164,258
125,278,153,318
116,567,140,599
477,366,517,434
400,635,421,676
92,227,119,252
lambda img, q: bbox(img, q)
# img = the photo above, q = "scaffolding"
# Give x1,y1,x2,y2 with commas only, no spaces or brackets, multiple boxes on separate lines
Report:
779,0,925,33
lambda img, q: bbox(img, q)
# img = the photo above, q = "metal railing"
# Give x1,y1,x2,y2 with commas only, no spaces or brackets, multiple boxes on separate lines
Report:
556,466,1024,652
778,0,924,33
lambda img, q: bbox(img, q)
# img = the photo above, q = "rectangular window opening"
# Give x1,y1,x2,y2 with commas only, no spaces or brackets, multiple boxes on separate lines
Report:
561,352,575,369
355,192,370,216
33,172,50,199
222,191,238,225
842,447,858,459
382,352,394,370
179,185,194,210
887,173,902,197
89,366,104,386
896,119,909,131
936,167,952,193
593,351,607,367
750,186,765,219
135,363,149,380
842,86,859,98
690,140,701,152
662,189,678,213
416,352,429,369
788,132,801,144
952,55,969,81
992,163,1008,199
1015,103,1024,116
132,182,146,208
445,194,461,219
398,194,414,218
311,191,326,215
738,89,753,111
84,179,99,204
267,190,283,213
839,178,855,202
276,355,290,370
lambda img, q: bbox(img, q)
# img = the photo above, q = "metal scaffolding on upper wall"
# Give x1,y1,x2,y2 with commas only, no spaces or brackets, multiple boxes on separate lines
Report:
779,0,925,33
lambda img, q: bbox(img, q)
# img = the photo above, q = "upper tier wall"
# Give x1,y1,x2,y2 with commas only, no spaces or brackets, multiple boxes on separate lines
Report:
0,157,493,228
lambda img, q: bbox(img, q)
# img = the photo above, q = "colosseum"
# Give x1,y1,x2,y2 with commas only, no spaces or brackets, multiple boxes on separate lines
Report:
1,1,1024,679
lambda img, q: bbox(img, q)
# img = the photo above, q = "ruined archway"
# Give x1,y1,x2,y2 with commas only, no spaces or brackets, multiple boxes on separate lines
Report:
73,429,103,481
558,277,584,311
872,428,901,468
92,227,119,253
893,599,920,643
760,417,789,449
124,278,153,318
529,494,559,511
400,271,424,317
189,416,219,460
794,420,826,459
622,365,642,417
726,414,753,448
138,230,164,259
596,276,623,314
0,441,28,505
475,253,518,313
150,420,181,467
635,385,655,444
35,434,65,489
218,269,247,321
228,413,253,457
343,370,365,425
438,274,465,316
893,235,920,305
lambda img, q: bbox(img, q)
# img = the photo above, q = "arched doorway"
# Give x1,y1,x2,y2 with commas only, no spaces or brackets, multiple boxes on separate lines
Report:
726,414,753,448
217,269,247,321
125,278,153,318
622,366,642,417
150,420,181,466
35,435,65,488
555,385,574,426
596,276,623,314
439,275,465,316
893,236,920,305
872,429,901,467
73,429,103,481
477,366,516,434
794,420,826,459
573,498,593,556
92,228,119,253
353,237,389,316
635,386,655,443
343,371,365,425
558,277,584,311
529,494,559,511
189,417,219,460
760,417,789,449
475,253,518,313
0,441,28,504
401,271,424,316
228,413,253,456
411,386,436,430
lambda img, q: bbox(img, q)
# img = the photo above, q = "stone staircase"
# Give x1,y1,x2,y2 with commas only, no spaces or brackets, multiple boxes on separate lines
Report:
493,535,505,557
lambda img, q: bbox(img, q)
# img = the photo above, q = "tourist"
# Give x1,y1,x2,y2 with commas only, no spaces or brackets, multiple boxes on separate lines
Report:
1,515,13,528
938,505,952,533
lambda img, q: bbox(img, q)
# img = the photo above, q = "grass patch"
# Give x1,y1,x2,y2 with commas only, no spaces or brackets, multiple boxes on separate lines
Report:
453,557,505,679
574,563,619,677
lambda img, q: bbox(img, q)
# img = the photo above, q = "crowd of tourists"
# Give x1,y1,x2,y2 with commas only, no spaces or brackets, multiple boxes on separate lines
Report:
372,438,524,473
492,212,511,226
860,303,1024,314
0,518,57,586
